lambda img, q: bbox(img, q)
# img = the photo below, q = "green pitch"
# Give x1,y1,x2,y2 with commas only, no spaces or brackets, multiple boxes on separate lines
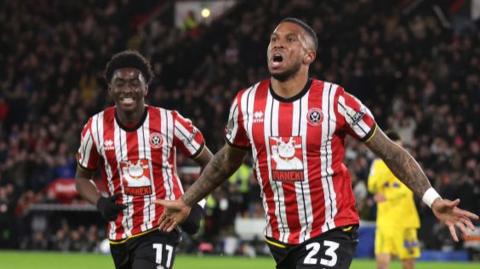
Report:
0,251,478,269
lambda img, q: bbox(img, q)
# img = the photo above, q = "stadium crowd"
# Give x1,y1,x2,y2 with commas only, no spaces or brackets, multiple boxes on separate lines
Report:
0,0,479,257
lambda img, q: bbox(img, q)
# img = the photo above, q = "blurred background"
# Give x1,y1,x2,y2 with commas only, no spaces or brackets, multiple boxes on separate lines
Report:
0,0,479,264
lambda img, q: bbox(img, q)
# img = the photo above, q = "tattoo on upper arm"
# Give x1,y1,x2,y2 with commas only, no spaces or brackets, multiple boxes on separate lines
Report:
182,144,247,206
365,128,432,198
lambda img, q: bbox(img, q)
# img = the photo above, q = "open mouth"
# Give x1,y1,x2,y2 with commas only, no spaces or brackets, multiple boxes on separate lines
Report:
120,97,135,105
273,54,283,63
271,53,284,68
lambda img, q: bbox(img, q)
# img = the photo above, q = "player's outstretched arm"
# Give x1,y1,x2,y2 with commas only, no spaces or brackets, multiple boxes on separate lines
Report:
365,126,478,241
156,143,247,232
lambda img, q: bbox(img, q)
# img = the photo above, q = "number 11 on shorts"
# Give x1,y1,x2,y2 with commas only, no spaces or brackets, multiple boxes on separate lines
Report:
153,243,173,268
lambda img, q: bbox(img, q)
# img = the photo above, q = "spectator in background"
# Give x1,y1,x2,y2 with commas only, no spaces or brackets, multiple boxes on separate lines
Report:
183,10,200,39
0,183,16,248
228,162,252,216
51,226,71,251
0,96,9,127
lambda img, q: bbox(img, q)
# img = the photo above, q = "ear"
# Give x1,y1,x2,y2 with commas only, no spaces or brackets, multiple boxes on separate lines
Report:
107,84,113,97
143,86,149,97
303,50,316,65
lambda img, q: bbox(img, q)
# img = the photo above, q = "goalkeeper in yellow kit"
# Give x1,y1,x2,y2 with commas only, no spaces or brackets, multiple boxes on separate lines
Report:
368,131,420,269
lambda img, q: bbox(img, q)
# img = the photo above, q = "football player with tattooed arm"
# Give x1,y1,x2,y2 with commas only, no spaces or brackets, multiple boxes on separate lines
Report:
157,18,478,269
368,131,421,269
75,50,213,269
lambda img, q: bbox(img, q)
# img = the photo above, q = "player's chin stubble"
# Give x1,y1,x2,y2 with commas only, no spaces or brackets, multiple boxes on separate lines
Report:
270,63,302,82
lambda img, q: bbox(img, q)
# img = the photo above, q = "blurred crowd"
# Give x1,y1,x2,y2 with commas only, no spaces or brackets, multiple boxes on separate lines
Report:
0,0,479,256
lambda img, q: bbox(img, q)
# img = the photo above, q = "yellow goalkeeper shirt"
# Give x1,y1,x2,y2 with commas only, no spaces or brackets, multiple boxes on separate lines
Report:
368,159,420,229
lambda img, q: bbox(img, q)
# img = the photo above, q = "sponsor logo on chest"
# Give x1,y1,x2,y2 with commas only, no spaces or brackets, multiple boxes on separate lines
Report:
120,159,152,196
269,136,305,182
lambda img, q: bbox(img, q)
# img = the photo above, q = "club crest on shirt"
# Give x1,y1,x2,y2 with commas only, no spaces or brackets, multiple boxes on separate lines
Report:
149,132,163,149
269,136,304,182
120,159,152,196
307,108,323,126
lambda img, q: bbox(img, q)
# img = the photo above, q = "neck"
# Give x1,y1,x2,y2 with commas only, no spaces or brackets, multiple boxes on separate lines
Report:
116,105,146,127
270,69,309,99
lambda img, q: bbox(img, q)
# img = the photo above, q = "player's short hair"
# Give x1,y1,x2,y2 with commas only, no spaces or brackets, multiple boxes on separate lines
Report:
104,50,153,84
280,17,318,51
385,130,401,142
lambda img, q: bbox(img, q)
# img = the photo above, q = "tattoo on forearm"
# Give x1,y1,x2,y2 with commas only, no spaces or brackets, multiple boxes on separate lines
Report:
182,145,244,206
367,131,432,198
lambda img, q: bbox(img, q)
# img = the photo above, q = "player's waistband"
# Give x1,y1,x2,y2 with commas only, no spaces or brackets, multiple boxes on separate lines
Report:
108,228,159,245
264,224,358,248
108,226,181,245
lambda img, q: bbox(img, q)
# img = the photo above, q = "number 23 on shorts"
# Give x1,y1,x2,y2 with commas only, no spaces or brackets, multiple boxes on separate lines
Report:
303,240,340,267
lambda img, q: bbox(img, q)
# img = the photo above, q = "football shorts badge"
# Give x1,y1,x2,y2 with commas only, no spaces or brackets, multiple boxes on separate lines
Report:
307,108,323,126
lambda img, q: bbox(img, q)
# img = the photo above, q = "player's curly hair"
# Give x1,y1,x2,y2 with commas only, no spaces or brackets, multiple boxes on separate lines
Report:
104,50,154,84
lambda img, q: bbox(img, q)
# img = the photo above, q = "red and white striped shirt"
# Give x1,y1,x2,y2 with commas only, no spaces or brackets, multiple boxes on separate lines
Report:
225,79,376,244
77,105,205,241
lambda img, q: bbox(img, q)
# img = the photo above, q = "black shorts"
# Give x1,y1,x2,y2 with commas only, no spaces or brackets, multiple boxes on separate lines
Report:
266,225,358,269
110,229,180,269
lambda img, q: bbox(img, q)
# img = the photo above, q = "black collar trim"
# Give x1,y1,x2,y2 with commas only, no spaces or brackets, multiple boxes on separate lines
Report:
269,78,312,103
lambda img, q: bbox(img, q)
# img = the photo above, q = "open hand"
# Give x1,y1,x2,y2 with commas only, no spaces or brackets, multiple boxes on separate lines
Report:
155,199,192,232
431,198,479,242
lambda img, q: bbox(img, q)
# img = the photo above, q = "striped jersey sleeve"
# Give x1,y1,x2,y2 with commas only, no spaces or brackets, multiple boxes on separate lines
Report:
337,88,376,141
225,90,249,149
77,117,99,170
172,110,205,158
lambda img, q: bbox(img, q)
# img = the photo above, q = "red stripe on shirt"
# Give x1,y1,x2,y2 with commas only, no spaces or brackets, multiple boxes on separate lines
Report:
332,164,359,227
232,88,250,147
252,81,280,239
148,107,165,227
306,80,326,239
103,107,125,240
125,122,145,235
331,88,360,228
277,101,301,244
